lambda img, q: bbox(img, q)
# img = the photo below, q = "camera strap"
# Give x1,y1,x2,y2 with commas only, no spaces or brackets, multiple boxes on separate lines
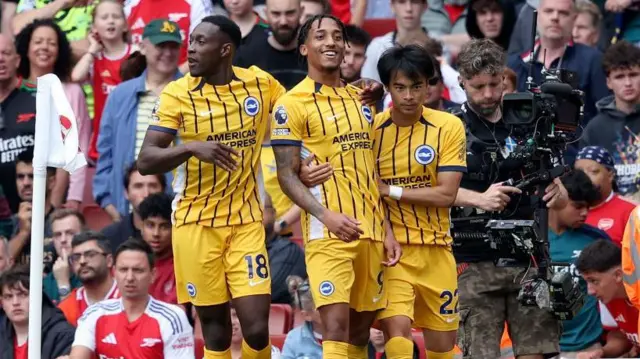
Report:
532,42,567,71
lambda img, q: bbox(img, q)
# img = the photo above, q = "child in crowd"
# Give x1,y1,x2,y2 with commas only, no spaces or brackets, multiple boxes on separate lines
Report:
230,306,282,359
281,276,323,358
71,0,133,163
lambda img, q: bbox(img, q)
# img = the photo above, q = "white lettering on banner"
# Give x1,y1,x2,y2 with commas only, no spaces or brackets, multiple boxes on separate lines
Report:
626,332,640,345
98,355,124,359
0,134,34,163
552,264,581,285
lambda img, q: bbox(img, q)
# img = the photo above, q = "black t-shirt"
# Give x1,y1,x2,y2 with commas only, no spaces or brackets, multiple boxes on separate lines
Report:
101,213,142,254
0,88,37,213
10,206,56,272
453,103,527,262
234,29,307,90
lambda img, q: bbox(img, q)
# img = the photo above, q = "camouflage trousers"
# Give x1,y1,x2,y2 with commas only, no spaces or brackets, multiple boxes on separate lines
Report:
457,262,560,358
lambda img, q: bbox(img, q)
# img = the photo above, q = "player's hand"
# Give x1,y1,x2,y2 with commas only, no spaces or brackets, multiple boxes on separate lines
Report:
543,177,569,209
378,179,389,197
321,209,363,242
53,248,71,284
478,182,521,212
354,78,384,106
105,204,122,223
605,0,630,12
17,202,32,235
299,154,333,187
576,348,604,359
187,141,239,171
382,235,402,266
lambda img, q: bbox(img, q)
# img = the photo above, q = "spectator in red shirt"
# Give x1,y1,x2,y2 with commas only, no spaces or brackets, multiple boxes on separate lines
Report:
58,231,120,327
576,240,640,357
139,192,177,304
71,0,133,163
575,146,637,245
0,265,75,359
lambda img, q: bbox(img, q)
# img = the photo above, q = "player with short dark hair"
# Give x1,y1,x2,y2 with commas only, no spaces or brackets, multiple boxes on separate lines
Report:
70,238,194,358
576,240,640,356
271,14,401,359
137,14,286,359
374,44,466,359
340,25,370,83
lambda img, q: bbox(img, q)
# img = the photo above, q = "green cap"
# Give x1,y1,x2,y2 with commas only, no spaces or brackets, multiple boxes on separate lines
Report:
143,19,182,45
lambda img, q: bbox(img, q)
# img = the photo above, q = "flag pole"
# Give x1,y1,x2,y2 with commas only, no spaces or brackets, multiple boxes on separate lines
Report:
28,76,53,359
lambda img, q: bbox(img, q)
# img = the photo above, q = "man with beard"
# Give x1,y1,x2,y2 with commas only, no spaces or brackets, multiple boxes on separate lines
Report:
234,0,308,89
451,39,564,359
58,231,120,327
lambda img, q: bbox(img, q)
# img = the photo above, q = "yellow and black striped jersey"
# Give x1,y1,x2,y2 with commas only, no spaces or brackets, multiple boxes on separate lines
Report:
261,144,294,234
270,77,386,242
149,66,286,228
373,107,467,246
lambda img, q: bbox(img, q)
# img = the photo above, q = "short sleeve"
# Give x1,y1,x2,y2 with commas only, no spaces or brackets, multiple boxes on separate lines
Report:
248,66,286,111
270,96,307,147
148,82,182,135
437,114,467,173
161,306,195,358
268,74,286,110
599,301,618,330
72,304,102,351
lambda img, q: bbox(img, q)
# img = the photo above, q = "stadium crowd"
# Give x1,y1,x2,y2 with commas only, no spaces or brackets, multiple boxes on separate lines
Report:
0,0,639,358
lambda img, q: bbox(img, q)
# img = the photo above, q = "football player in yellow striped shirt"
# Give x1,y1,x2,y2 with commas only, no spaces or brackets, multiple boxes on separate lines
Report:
374,45,467,359
270,14,401,359
137,16,285,359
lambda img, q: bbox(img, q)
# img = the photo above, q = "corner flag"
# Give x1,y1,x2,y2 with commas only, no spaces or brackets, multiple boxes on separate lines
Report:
29,74,87,359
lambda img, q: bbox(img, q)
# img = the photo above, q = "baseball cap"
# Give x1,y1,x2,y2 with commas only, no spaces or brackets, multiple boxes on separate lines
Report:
143,19,182,45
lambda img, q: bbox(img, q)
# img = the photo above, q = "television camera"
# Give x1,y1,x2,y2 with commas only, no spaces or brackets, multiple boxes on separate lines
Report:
451,10,585,321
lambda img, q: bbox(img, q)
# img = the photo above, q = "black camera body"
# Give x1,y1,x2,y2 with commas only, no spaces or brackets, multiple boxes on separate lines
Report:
451,11,586,321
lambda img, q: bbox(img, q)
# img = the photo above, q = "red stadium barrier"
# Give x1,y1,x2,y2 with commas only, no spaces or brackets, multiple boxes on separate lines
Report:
82,205,113,231
269,304,294,334
290,237,304,248
361,19,397,38
412,332,426,359
271,334,288,350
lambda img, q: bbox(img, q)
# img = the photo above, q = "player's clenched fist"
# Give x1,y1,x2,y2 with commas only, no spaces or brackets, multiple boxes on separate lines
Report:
320,209,364,242
186,141,239,171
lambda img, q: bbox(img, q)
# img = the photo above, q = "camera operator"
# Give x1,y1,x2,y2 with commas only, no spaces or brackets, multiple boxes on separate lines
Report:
452,38,564,359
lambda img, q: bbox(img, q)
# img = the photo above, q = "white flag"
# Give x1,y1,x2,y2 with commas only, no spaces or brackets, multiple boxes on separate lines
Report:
34,74,86,173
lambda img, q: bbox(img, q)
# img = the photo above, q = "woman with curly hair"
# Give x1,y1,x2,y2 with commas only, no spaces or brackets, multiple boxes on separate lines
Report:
15,19,91,210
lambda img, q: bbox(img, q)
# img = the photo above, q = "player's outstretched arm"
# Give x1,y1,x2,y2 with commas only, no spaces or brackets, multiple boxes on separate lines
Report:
273,145,363,241
380,171,464,208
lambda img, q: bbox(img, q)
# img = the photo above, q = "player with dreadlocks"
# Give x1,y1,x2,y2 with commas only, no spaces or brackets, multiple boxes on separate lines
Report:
270,14,403,359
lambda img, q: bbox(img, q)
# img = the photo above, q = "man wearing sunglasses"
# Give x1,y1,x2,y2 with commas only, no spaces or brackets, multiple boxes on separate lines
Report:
58,231,120,327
